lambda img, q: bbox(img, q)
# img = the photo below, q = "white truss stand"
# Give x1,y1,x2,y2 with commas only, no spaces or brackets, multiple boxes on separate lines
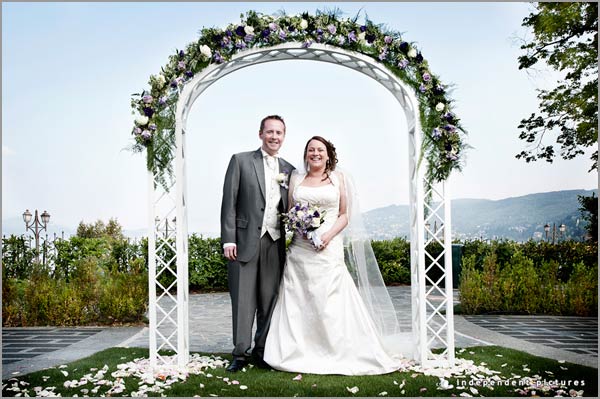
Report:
148,42,455,368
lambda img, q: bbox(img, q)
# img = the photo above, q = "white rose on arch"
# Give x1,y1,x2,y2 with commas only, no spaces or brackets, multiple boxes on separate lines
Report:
199,45,212,59
135,115,149,126
435,103,445,112
244,25,254,35
407,48,417,58
358,32,366,42
300,19,308,30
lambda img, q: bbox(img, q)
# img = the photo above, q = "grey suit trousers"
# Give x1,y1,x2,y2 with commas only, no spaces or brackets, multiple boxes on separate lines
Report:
228,232,282,360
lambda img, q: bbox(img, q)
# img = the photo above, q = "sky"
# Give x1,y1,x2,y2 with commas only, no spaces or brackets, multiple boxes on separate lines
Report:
2,2,597,238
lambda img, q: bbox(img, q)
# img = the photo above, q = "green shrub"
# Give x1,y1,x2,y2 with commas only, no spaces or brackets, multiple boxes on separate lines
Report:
565,262,598,316
188,235,228,290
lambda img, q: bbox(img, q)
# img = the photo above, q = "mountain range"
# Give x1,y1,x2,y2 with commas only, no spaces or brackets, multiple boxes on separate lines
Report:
2,189,596,242
363,189,597,241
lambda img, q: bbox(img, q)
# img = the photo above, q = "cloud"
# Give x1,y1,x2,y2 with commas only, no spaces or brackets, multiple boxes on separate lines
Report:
2,145,15,156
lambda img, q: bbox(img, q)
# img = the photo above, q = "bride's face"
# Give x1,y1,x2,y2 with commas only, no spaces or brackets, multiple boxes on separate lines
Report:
305,140,329,170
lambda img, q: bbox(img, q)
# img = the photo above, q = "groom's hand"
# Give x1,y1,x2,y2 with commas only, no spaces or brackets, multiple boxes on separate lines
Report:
224,245,237,261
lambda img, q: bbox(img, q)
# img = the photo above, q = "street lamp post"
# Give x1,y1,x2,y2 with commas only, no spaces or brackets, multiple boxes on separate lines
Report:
544,223,566,244
23,209,50,262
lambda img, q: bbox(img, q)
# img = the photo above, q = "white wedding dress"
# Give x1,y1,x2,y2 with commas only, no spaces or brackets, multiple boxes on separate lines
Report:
263,173,406,375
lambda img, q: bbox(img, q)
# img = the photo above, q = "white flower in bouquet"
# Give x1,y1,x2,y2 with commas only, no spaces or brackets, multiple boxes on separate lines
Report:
300,19,308,30
436,102,445,112
282,202,326,249
296,210,306,219
135,115,149,126
310,218,322,228
199,45,212,59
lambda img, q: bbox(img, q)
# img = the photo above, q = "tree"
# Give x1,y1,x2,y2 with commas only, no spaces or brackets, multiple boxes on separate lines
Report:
516,2,598,172
578,193,598,242
76,218,124,240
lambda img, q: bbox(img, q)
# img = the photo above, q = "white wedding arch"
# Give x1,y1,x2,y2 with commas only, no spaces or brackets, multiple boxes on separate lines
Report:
134,11,465,370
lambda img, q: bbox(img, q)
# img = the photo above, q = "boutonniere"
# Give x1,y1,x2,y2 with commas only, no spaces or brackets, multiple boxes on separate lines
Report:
275,171,289,189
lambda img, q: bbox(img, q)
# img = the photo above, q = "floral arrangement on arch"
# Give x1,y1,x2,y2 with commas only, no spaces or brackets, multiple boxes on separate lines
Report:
130,10,467,189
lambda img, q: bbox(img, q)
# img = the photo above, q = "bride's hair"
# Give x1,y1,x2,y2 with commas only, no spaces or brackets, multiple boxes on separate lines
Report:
303,136,338,181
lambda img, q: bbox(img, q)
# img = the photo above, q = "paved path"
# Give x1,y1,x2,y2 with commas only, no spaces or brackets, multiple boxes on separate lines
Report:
3,287,597,378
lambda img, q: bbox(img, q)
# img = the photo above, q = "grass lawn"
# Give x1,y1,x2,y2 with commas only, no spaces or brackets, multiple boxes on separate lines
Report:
2,346,597,397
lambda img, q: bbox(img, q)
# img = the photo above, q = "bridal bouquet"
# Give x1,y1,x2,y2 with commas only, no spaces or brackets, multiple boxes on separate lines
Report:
283,202,326,249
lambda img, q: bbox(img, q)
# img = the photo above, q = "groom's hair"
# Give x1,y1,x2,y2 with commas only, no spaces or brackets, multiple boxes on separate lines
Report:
259,115,286,133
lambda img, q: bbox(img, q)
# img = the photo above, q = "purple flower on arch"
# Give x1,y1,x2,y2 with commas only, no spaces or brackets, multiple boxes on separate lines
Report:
419,84,427,93
269,22,277,31
261,28,270,38
397,59,409,69
244,33,255,42
235,41,247,49
399,41,409,53
178,50,185,59
178,61,186,70
158,96,167,105
446,151,459,161
365,33,376,43
185,70,194,78
142,94,153,104
235,25,245,36
143,107,155,117
378,49,388,61
360,25,367,32
443,124,456,132
433,85,445,95
416,52,424,63
384,35,393,44
302,40,313,48
213,51,224,64
149,123,157,131
225,29,233,37
337,35,346,45
327,24,336,34
134,127,142,135
444,112,455,123
141,130,151,140
432,128,442,139
279,30,287,40
348,31,357,42
422,72,431,82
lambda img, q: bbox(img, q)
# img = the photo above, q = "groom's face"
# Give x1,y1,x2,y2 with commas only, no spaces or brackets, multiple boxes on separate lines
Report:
259,119,286,155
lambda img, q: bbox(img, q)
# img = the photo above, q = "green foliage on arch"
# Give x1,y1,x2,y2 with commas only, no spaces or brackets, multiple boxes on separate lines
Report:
130,10,468,189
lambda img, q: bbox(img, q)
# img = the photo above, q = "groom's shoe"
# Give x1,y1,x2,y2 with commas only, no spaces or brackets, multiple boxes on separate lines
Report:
226,358,248,373
251,353,271,370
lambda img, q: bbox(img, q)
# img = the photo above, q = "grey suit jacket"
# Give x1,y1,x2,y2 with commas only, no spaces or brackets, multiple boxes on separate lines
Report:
220,148,295,263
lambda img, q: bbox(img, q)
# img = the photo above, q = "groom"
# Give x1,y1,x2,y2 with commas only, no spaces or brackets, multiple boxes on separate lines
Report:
220,115,295,372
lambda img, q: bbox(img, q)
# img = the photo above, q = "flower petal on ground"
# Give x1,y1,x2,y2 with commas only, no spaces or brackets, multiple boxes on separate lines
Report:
346,386,359,394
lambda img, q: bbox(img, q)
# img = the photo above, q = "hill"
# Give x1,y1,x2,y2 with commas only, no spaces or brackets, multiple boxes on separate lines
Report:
363,189,597,241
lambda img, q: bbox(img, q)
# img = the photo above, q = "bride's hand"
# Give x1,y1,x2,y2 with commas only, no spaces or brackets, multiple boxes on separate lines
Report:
318,231,333,250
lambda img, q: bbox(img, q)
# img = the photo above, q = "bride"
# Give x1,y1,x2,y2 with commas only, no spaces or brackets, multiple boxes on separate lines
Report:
264,136,411,375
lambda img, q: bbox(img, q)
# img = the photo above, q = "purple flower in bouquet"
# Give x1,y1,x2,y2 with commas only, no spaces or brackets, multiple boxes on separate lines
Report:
283,202,326,249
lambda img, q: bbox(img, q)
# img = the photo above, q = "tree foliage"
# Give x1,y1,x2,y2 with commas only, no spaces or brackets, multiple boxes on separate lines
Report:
578,193,598,242
516,2,598,171
76,218,124,240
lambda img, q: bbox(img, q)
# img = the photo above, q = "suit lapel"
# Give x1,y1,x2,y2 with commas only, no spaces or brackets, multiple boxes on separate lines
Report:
253,149,266,201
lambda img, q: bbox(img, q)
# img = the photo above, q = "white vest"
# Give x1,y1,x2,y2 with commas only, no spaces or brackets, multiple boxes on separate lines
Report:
261,151,282,240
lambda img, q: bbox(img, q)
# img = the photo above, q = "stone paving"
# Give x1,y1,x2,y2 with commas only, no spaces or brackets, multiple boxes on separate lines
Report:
464,315,598,356
2,327,105,365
